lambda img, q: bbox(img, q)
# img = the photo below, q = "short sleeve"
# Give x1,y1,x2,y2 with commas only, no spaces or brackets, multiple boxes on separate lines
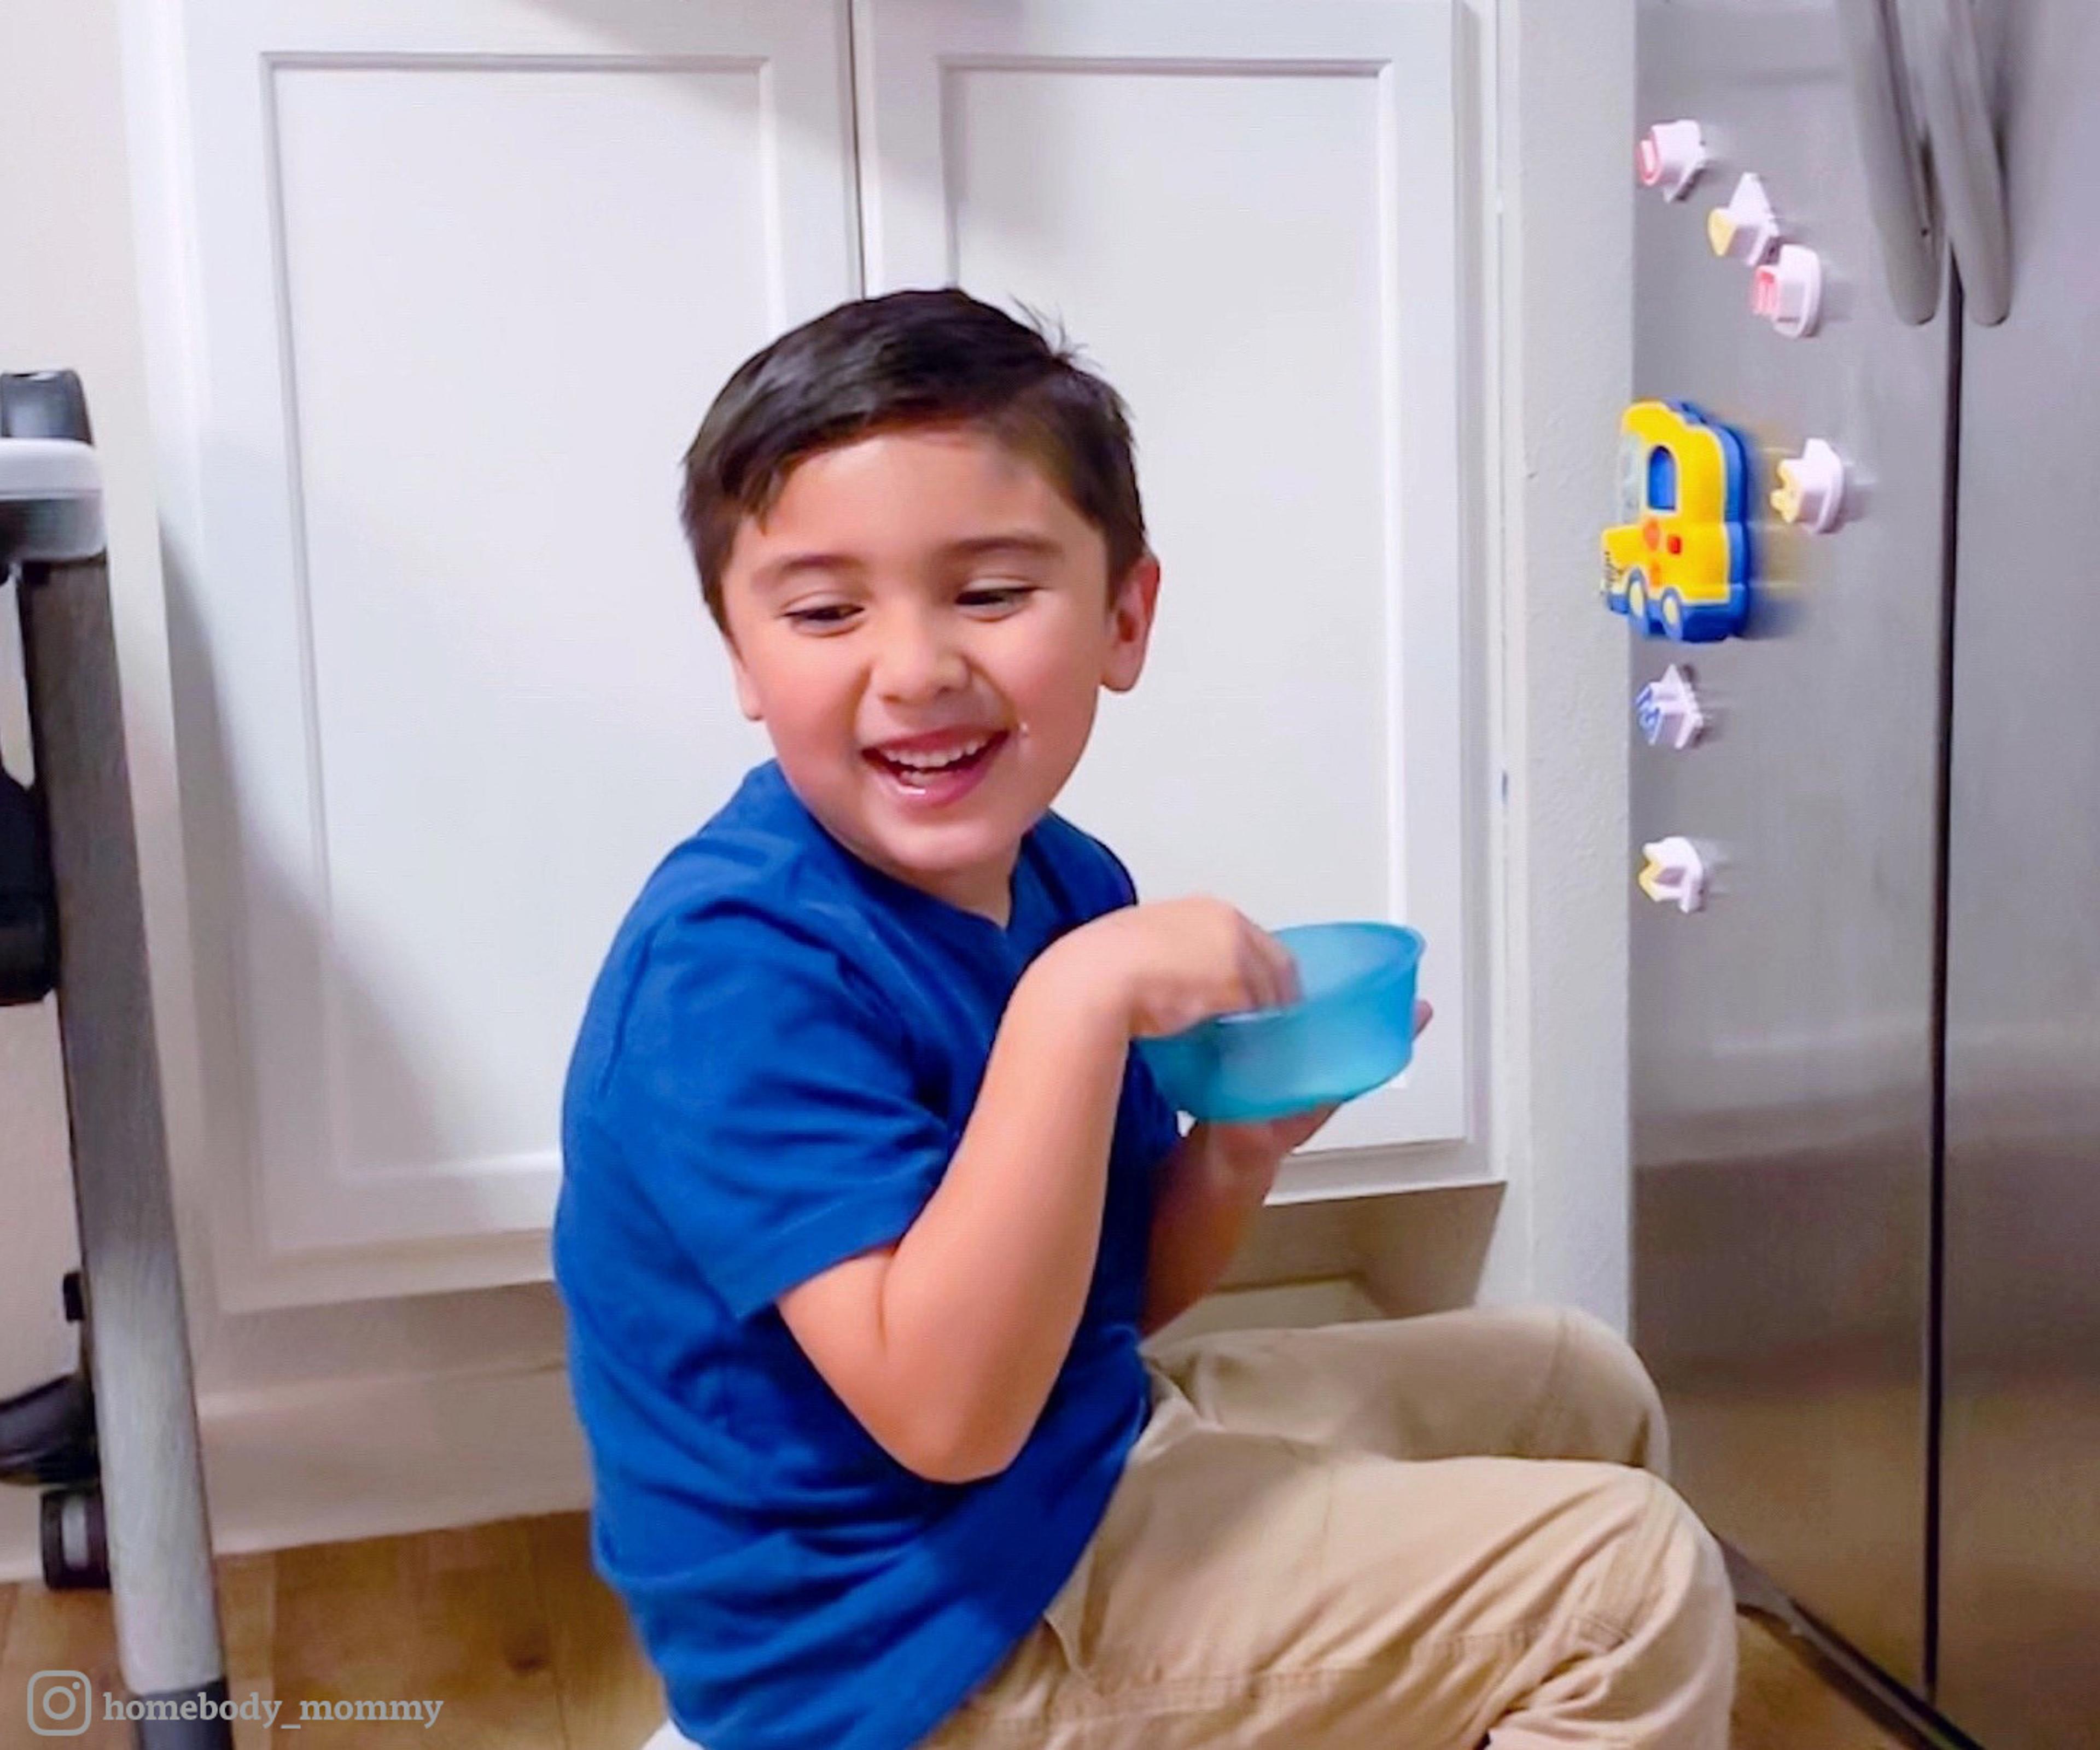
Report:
1093,839,1142,912
592,905,952,1321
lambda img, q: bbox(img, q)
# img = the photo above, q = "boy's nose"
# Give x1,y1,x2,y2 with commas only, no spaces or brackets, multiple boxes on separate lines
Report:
873,616,969,702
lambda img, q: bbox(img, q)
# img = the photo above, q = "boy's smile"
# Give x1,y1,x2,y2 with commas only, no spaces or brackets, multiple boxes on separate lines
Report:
718,425,1159,925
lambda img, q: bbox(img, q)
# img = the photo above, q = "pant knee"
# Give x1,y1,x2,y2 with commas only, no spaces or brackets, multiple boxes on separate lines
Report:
1552,1309,1672,1474
1476,1469,1735,1745
1651,1482,1739,1715
1605,1471,1736,1655
1579,1474,1737,1742
1658,1481,1734,1632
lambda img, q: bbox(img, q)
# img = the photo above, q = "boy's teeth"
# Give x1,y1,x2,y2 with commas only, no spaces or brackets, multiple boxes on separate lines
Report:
888,737,989,771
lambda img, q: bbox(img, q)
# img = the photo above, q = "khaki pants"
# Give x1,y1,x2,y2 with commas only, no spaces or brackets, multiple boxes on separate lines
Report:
921,1306,1736,1749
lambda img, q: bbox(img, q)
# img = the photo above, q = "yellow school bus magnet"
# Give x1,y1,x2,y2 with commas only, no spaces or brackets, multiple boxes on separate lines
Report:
1601,400,1757,643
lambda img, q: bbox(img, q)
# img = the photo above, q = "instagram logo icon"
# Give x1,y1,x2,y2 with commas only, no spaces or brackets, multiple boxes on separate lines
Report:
27,1670,94,1736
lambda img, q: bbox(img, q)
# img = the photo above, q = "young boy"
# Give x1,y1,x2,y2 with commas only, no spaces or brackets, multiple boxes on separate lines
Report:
552,289,1736,1750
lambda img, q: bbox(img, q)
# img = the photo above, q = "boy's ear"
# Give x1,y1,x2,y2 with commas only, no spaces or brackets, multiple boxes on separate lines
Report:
1101,553,1161,695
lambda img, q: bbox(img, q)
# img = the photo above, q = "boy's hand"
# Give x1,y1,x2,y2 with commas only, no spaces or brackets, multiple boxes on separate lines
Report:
1046,896,1300,1040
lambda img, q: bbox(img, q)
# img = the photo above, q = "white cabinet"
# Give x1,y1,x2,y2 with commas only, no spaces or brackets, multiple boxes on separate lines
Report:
129,0,1480,1305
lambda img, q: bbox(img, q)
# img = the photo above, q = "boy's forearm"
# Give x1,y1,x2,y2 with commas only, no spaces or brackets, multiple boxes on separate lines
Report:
878,943,1129,1475
1140,1127,1277,1337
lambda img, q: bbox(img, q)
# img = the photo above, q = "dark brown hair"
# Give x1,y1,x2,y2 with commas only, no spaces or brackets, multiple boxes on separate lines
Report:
679,288,1147,632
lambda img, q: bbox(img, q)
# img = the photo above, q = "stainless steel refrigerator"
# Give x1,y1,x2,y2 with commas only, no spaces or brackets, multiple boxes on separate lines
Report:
1628,3,2099,1746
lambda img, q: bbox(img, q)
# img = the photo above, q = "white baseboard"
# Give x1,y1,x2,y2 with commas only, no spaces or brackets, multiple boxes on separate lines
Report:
0,1360,591,1584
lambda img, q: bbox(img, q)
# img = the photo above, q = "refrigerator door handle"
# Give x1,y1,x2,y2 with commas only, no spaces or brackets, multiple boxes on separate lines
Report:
1905,0,2013,323
1836,0,1942,324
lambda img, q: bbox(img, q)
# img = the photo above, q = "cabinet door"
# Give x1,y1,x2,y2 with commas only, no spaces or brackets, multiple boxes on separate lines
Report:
144,0,857,1271
854,0,1472,1165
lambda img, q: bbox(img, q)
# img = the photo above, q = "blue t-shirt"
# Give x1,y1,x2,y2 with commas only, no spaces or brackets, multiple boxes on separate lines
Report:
553,761,1181,1750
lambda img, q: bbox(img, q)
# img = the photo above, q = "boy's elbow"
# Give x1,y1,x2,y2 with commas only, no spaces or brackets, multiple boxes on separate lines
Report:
907,1411,1020,1479
890,1403,1025,1485
907,1446,1001,1486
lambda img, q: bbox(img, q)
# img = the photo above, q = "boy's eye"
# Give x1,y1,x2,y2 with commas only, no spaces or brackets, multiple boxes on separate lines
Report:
958,584,1035,610
784,603,859,629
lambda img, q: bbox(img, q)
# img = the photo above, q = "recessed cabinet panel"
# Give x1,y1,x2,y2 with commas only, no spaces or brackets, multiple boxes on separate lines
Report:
855,0,1472,1155
156,1,858,1264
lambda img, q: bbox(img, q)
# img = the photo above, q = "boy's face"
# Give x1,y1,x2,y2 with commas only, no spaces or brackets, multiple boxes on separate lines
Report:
717,424,1159,922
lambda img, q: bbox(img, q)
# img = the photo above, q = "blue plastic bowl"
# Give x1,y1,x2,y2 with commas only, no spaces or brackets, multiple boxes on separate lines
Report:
1135,923,1426,1123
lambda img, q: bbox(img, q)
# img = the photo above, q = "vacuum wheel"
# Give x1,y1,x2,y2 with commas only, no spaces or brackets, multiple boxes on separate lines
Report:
41,1485,110,1590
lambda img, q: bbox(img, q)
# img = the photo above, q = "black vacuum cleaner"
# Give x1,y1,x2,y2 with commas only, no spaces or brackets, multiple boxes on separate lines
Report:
0,370,235,1747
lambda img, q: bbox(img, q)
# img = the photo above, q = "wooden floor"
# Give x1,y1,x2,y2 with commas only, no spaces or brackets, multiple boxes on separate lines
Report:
0,1513,1914,1748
